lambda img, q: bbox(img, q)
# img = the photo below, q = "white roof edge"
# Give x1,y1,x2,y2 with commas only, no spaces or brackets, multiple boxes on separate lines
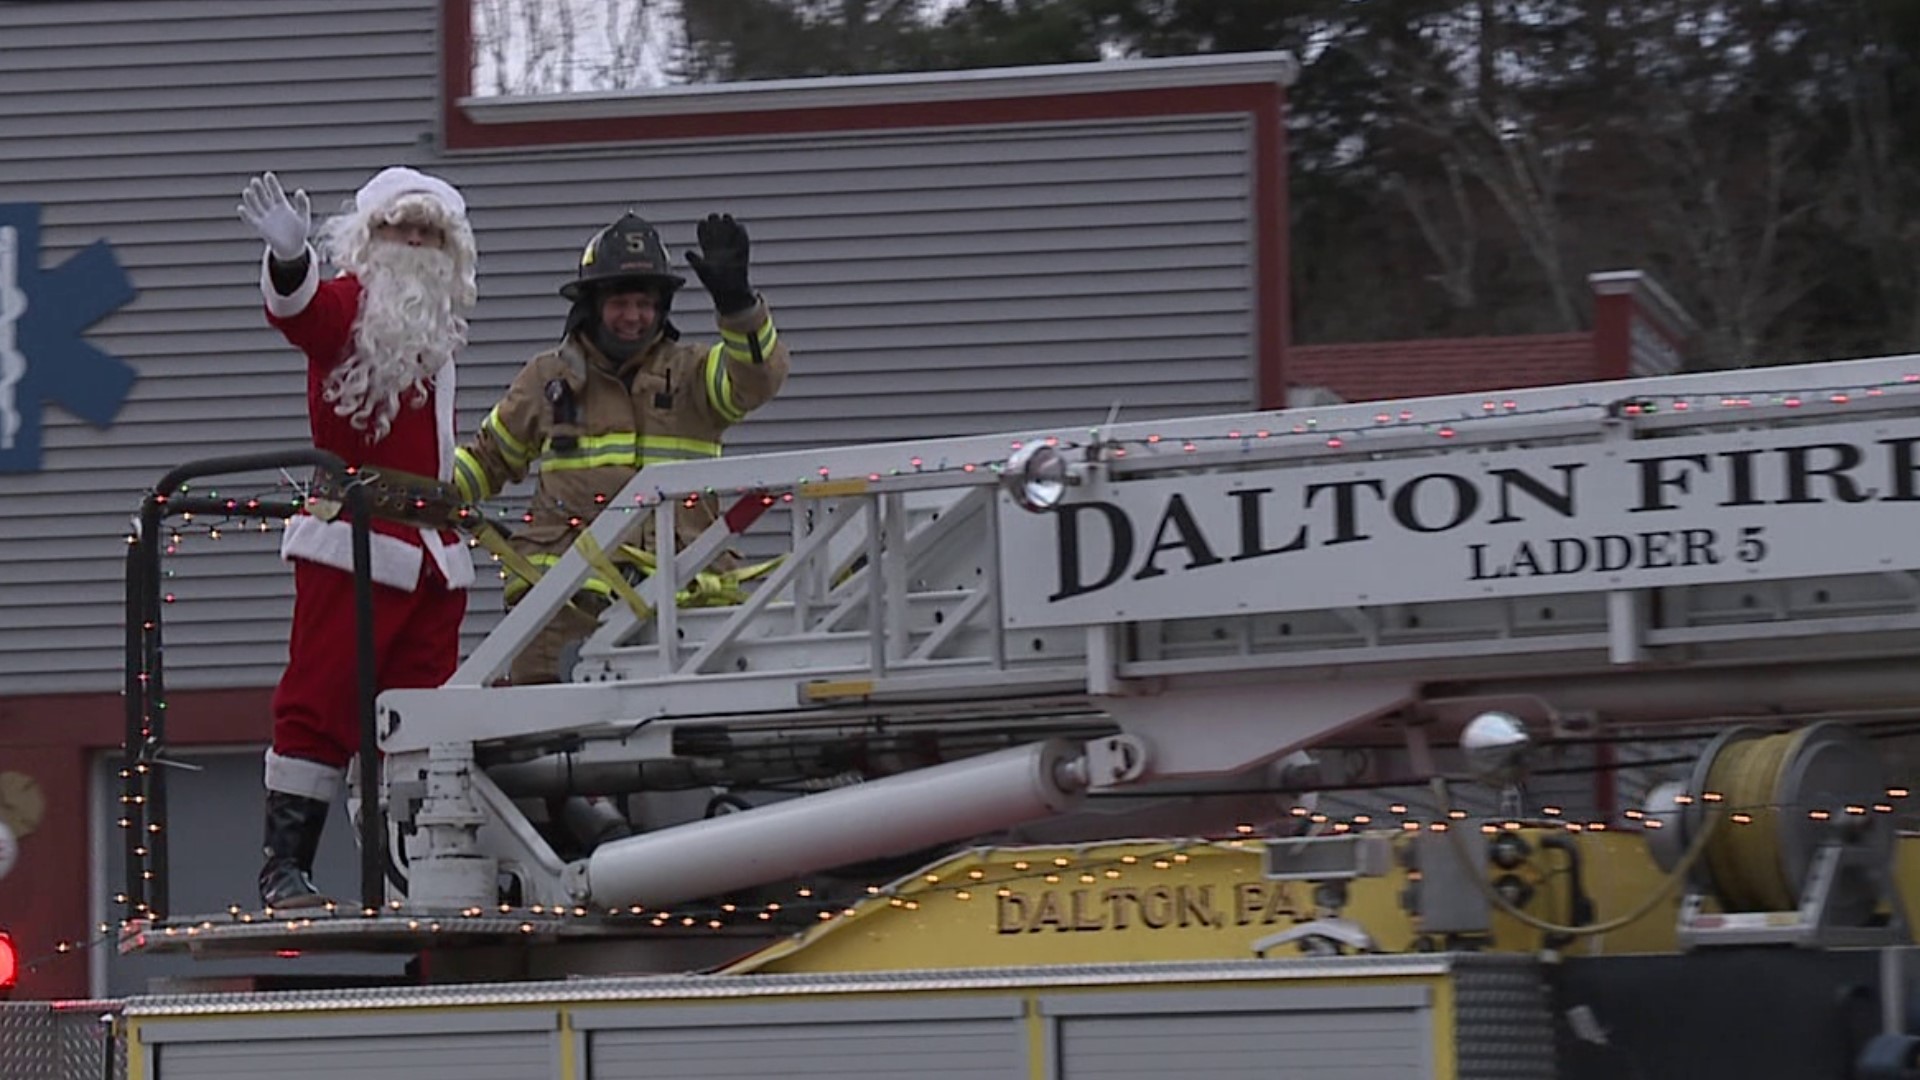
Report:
1588,269,1701,336
460,51,1301,124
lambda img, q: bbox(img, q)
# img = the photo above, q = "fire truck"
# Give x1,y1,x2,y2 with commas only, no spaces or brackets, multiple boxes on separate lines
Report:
10,350,1920,1079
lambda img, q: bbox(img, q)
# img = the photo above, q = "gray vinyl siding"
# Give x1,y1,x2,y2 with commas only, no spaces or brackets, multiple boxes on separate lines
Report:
0,0,1261,695
0,0,452,695
460,118,1257,454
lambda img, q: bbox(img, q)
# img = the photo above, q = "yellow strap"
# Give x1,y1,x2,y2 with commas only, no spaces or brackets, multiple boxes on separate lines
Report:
486,521,781,616
477,521,614,622
574,530,653,622
617,543,659,573
732,557,781,584
472,522,548,588
614,543,782,608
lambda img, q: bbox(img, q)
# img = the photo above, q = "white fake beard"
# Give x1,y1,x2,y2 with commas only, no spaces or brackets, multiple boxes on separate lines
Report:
324,243,466,442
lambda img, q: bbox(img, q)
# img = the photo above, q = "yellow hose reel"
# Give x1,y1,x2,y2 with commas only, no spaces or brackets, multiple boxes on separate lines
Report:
1645,722,1908,947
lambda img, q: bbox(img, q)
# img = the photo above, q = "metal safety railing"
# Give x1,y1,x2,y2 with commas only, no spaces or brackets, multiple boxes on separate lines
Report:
122,450,383,922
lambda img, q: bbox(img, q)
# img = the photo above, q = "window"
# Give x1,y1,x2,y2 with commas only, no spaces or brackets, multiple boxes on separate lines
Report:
461,0,1258,98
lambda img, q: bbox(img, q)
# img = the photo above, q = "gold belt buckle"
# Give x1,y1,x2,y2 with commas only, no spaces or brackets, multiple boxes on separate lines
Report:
305,467,346,522
307,495,344,522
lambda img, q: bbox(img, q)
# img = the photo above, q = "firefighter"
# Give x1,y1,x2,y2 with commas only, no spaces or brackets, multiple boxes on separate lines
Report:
237,166,480,908
452,210,790,684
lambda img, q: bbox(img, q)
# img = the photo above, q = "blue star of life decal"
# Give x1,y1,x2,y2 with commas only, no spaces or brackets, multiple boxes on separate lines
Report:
0,203,138,473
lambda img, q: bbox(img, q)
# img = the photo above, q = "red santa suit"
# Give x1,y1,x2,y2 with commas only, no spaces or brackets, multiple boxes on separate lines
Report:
260,262,473,796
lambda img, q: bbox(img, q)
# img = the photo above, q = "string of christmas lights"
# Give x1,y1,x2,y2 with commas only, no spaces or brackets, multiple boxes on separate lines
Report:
127,370,1920,554
70,781,1913,975
90,371,1920,973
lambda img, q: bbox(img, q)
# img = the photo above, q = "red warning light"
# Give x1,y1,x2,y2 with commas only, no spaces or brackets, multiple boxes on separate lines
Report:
0,931,18,998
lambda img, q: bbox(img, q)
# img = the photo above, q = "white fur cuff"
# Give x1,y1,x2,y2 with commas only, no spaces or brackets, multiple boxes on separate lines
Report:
260,247,319,318
264,749,346,802
281,515,425,591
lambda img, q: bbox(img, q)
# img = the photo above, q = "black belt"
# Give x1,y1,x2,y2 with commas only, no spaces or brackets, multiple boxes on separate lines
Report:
307,466,465,531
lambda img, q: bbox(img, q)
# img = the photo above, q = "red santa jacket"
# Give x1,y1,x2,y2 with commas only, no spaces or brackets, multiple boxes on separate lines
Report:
261,256,474,592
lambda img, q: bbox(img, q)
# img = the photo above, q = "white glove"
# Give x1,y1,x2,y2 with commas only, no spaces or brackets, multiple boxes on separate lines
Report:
237,172,311,262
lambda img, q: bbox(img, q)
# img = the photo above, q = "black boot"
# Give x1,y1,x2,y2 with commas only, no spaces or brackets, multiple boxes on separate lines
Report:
259,791,333,910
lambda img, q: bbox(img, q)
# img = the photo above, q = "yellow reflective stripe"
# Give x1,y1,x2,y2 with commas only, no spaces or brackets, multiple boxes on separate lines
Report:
543,451,640,472
718,329,752,363
543,431,641,472
546,453,714,472
452,448,491,503
482,408,533,471
704,344,745,424
572,432,638,451
637,434,721,457
537,431,717,472
718,319,777,361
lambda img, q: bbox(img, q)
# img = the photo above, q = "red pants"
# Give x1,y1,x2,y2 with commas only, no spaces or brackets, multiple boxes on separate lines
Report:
271,557,467,769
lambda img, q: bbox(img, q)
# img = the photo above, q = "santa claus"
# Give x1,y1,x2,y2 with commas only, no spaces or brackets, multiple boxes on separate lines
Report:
237,166,478,908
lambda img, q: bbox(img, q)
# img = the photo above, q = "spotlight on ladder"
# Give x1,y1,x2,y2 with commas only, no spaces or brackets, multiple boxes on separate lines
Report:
1001,442,1078,512
1461,711,1533,817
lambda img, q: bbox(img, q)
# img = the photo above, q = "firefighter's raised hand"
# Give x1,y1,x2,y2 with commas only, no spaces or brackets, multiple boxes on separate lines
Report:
686,213,755,316
238,172,312,263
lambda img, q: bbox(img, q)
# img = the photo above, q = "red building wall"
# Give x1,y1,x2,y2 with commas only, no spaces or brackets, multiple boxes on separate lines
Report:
0,688,269,999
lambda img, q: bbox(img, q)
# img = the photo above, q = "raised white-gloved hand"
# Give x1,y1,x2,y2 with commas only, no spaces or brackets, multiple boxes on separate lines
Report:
237,172,311,262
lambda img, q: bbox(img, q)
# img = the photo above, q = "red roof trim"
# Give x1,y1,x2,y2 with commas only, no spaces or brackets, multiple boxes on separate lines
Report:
0,686,273,749
1255,89,1288,409
1288,333,1597,403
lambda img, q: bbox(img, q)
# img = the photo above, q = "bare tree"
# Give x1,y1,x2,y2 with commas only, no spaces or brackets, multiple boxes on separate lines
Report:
1601,0,1829,366
515,0,575,93
475,0,515,95
601,0,659,88
1389,163,1479,311
1832,16,1920,350
1640,114,1821,367
1365,24,1587,330
472,0,679,94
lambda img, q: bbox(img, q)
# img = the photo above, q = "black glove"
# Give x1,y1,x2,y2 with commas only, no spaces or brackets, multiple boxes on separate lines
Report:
685,213,755,316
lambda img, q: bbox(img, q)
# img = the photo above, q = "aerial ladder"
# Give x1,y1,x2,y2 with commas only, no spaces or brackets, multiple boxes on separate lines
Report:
120,351,1920,961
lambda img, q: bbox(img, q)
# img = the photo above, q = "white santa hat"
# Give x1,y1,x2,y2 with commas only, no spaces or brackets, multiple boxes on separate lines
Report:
322,165,479,310
356,166,466,221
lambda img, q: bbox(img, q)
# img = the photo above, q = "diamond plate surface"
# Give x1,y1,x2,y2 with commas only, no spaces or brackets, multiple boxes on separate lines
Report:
0,1002,124,1080
124,954,1476,1016
1453,961,1557,1080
